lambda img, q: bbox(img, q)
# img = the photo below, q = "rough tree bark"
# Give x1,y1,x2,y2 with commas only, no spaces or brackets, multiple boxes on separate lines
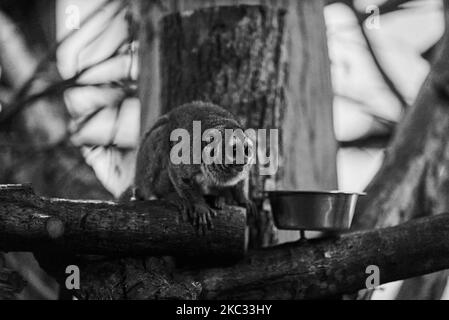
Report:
0,184,443,300
194,213,449,299
63,213,449,299
352,0,449,300
4,184,449,299
0,185,247,259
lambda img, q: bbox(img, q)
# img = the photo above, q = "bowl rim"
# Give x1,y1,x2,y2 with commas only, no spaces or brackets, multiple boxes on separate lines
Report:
265,190,366,196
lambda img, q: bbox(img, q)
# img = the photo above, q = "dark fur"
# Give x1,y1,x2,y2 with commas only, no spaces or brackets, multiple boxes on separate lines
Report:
131,101,255,233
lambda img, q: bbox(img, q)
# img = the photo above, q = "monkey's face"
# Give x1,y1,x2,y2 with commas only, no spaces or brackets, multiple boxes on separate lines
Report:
201,128,255,187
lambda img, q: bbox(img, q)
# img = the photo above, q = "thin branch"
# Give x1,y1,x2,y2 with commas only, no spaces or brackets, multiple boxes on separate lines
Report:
339,134,392,148
335,93,398,128
0,0,130,125
345,1,410,110
20,0,125,88
0,86,13,105
0,38,130,124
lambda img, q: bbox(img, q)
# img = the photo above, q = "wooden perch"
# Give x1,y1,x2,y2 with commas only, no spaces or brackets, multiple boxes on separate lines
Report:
191,212,449,299
0,185,247,259
77,209,449,299
1,184,449,299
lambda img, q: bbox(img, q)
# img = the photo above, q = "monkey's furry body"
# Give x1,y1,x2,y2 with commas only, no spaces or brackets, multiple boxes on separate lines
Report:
132,101,255,232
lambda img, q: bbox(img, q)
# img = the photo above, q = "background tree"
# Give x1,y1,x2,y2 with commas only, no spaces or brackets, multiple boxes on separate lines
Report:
136,0,337,246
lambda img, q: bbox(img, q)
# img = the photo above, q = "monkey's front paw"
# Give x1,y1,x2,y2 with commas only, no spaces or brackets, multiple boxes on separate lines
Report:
166,193,217,235
191,203,217,235
213,196,227,210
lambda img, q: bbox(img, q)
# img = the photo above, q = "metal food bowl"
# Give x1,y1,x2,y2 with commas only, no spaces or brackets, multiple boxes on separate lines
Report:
267,191,365,231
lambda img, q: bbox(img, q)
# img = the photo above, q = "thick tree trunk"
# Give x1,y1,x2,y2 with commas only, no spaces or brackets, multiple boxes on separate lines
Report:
137,0,337,246
352,1,449,300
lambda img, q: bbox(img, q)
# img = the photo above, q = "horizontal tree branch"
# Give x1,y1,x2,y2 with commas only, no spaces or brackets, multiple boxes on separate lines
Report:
0,185,247,260
190,212,449,299
2,184,449,299
78,206,449,300
339,133,392,148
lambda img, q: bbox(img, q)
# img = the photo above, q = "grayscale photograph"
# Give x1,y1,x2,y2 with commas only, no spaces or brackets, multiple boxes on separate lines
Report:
0,0,446,306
